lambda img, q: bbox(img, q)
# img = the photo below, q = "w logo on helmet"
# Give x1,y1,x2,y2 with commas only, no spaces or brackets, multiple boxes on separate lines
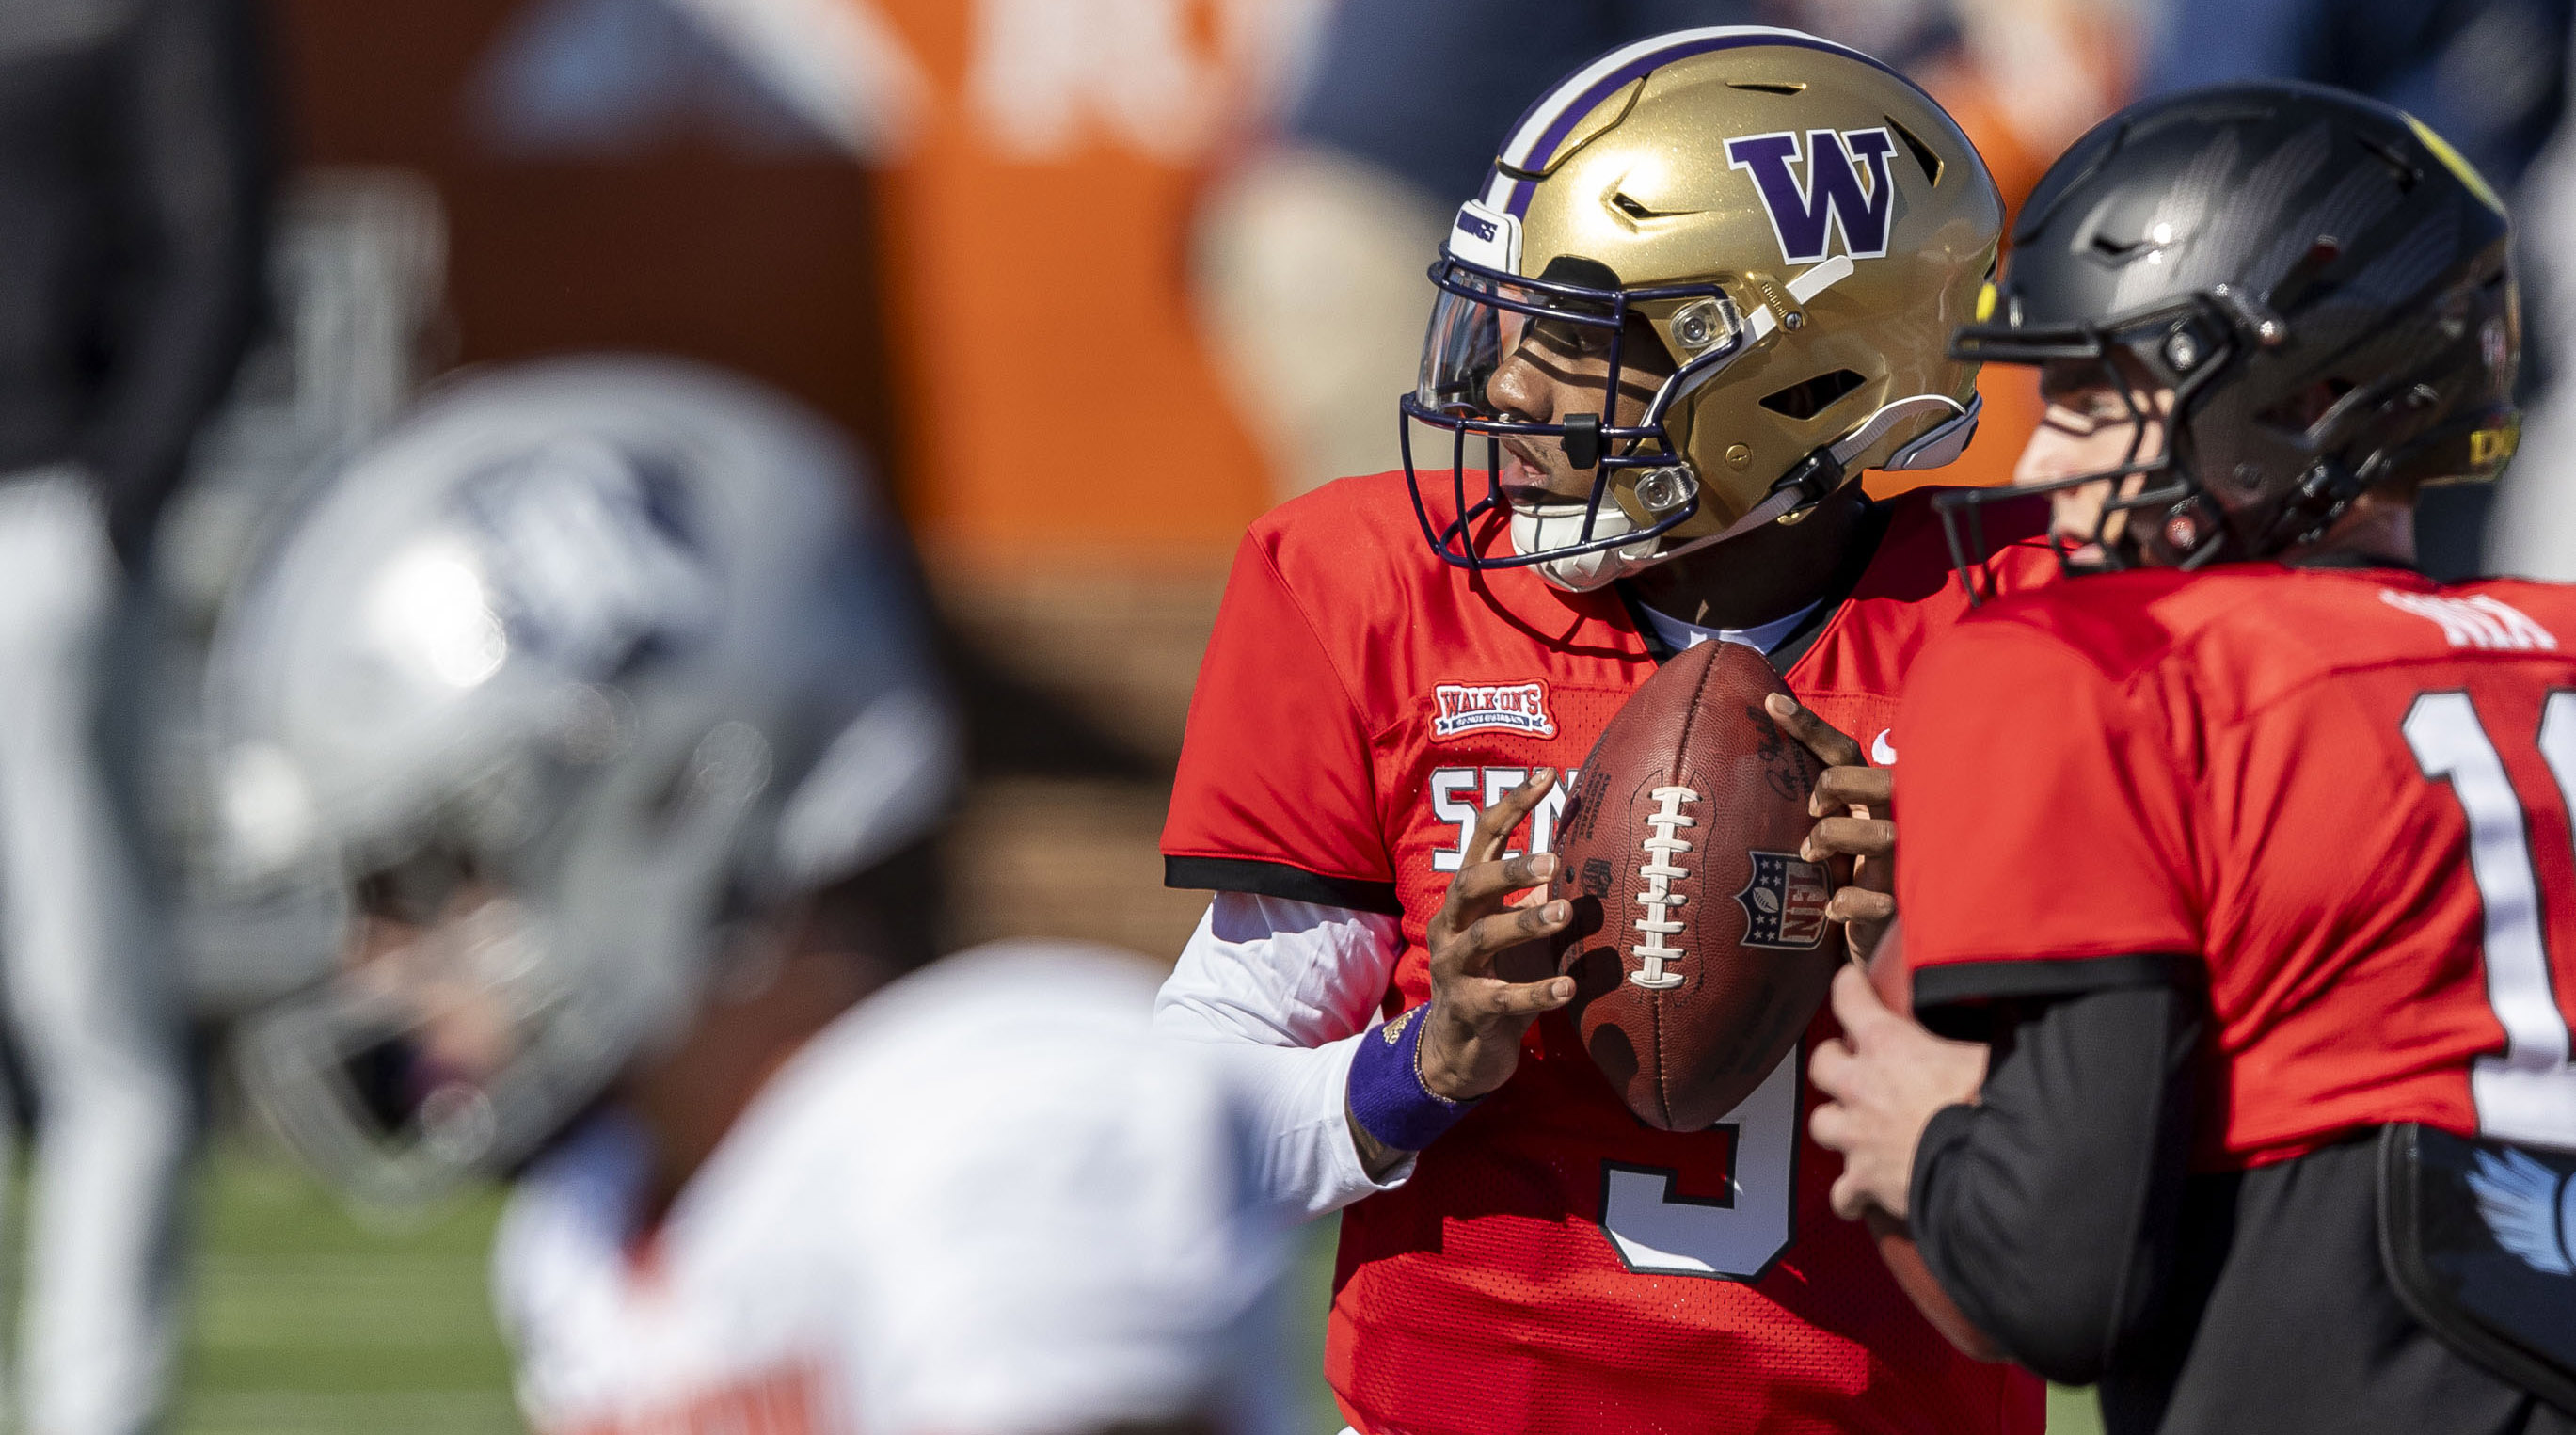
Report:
1725,128,1900,266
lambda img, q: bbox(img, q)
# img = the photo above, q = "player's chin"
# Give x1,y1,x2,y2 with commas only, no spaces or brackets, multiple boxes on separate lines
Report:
2052,535,2117,571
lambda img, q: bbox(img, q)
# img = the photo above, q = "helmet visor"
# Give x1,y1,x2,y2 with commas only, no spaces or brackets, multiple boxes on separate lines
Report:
1414,268,1629,419
1413,263,1746,426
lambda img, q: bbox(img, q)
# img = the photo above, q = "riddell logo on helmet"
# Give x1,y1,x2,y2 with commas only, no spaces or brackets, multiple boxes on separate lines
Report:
1725,128,1899,266
1431,681,1556,741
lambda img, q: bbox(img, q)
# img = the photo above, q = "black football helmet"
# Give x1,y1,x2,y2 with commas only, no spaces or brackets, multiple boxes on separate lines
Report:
1938,80,2521,586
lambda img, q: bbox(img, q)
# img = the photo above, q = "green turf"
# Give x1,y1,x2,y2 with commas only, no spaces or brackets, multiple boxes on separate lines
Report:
173,1145,522,1435
167,1149,2106,1434
2051,1385,2107,1434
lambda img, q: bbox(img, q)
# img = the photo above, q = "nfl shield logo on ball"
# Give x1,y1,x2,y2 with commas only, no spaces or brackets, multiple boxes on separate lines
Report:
1735,852,1829,949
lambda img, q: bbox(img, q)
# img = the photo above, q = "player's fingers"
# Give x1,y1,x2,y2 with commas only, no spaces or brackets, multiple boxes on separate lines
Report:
1847,845,1894,890
1807,1096,1853,1154
1802,816,1893,863
1828,1172,1875,1223
1451,900,1571,970
1427,855,1555,951
1440,851,1559,915
1807,1035,1856,1099
1826,961,1894,1037
1464,768,1557,867
1827,887,1896,926
1812,764,1892,818
1466,972,1577,1019
1764,694,1864,769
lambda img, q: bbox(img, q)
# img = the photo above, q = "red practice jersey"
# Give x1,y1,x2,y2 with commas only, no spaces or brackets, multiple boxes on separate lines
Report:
1898,564,2576,1168
1164,473,2056,1435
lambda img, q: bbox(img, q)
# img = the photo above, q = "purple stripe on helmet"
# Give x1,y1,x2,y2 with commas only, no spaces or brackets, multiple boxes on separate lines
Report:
1493,32,1930,221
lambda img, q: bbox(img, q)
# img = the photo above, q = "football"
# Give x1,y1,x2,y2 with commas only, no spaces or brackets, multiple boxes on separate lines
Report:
1863,920,2007,1362
1548,639,1839,1131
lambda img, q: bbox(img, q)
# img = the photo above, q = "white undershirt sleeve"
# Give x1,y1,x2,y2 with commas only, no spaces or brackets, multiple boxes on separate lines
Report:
1153,892,1413,1219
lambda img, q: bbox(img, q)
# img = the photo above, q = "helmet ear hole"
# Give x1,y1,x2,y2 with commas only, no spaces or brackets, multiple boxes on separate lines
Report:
1758,370,1868,421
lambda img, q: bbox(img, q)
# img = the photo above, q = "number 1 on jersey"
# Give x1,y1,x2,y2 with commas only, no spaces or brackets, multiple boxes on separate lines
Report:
2402,690,2576,1146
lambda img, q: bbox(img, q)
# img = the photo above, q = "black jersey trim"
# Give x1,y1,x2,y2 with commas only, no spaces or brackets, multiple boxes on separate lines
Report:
1163,855,1402,916
2291,550,2424,574
1911,952,2196,1010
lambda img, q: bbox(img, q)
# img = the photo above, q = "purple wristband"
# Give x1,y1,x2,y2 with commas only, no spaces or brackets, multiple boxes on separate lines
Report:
1347,1005,1481,1152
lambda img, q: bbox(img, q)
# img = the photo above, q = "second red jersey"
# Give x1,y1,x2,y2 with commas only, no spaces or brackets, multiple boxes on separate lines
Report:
1896,564,2576,1170
1164,473,2057,1435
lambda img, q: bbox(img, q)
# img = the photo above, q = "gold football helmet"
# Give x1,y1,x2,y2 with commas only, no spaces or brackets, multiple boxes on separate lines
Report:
1404,27,2007,590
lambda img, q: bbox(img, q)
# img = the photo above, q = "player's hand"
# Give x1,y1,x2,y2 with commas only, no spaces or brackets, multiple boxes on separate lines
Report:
1765,694,1894,964
1807,965,1988,1222
1418,768,1577,1104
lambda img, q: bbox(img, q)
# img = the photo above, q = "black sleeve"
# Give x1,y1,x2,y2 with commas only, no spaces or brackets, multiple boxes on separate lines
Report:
1907,981,2204,1387
88,0,271,564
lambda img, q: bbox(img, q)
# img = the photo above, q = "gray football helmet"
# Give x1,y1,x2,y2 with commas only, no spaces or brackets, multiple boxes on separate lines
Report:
213,356,958,1207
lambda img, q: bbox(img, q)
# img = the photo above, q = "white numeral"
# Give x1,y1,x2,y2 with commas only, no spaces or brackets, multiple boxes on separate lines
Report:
2403,691,2576,1146
1428,768,1478,873
1426,766,1573,872
1596,1044,1798,1279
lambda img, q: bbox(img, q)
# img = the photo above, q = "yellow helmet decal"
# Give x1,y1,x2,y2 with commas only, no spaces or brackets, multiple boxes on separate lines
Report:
2470,417,2520,470
2406,114,2506,216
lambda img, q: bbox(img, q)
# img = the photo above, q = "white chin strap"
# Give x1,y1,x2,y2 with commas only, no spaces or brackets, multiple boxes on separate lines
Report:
1509,393,1980,594
1510,502,1660,592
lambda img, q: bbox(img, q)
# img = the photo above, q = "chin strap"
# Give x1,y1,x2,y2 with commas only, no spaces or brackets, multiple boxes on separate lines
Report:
2255,457,2371,556
1644,393,1975,570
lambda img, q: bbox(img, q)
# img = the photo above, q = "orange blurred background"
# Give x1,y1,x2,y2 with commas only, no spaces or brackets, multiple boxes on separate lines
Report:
268,0,2137,563
253,0,2138,954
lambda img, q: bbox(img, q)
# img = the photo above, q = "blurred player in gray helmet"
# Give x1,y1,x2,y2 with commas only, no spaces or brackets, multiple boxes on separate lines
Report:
210,357,1289,1435
0,0,269,1430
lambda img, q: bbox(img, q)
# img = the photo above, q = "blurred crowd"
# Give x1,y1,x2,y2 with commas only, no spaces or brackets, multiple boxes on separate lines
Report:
0,1,2568,1432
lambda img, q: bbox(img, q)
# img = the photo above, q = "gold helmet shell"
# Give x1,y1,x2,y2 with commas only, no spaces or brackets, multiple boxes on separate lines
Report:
1404,27,2005,589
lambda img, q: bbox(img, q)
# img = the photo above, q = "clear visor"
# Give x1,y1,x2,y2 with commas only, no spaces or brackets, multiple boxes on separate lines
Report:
1416,270,1611,417
1412,265,1746,424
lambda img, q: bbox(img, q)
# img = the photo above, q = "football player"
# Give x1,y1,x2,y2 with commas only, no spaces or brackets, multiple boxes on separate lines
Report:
0,2,268,1430
1806,83,2576,1432
1156,26,2063,1433
212,358,1290,1435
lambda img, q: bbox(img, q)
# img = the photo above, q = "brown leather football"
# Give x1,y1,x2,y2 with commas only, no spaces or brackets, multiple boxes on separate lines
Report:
1863,919,2008,1362
1549,639,1838,1131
